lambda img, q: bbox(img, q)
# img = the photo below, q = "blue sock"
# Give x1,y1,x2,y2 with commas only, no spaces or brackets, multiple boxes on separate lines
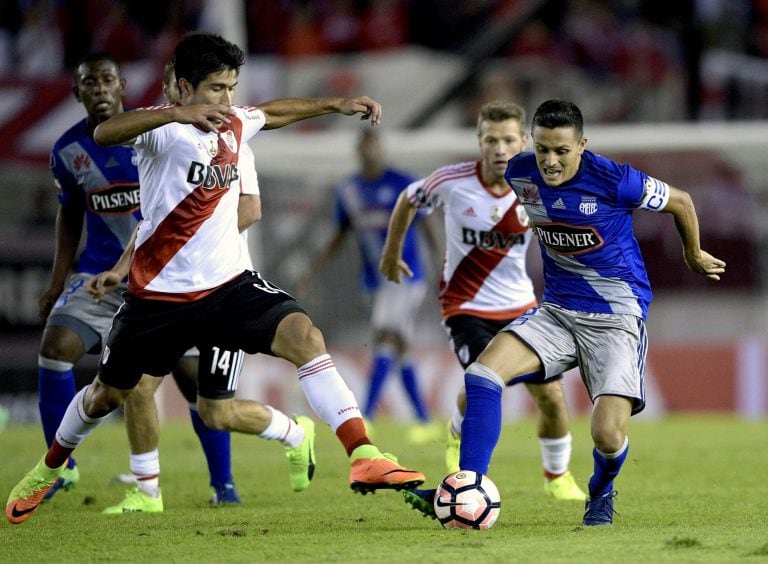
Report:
588,440,629,496
459,368,503,475
38,360,76,448
363,353,393,419
189,408,232,486
400,361,429,422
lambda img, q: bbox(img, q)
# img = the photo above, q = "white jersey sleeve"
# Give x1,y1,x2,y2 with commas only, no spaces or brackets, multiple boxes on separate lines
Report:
239,143,260,196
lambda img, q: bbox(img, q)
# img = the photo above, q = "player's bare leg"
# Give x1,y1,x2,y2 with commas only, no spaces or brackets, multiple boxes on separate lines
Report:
271,312,424,493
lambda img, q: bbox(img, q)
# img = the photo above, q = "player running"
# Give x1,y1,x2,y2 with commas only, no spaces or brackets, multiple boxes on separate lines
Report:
396,98,725,526
380,100,585,512
298,129,440,444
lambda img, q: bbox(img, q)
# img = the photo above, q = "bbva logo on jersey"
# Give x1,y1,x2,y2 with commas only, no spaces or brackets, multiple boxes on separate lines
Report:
186,161,240,189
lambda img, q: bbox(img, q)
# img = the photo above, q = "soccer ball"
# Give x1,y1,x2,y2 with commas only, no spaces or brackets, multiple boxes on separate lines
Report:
433,471,501,530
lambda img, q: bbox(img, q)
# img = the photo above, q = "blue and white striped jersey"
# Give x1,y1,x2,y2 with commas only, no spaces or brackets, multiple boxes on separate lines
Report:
335,168,425,291
50,118,141,275
505,150,669,319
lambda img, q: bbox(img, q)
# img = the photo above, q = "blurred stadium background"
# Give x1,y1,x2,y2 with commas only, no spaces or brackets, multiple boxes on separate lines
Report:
1,0,767,425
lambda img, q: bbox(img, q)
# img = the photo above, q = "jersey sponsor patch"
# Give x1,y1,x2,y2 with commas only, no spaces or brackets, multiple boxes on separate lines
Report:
533,222,604,255
509,178,543,206
87,183,141,214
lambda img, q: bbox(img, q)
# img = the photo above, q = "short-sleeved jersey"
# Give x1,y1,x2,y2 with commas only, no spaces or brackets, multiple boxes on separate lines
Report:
335,167,423,291
237,142,259,270
129,105,266,301
407,160,536,321
50,118,141,275
505,150,670,319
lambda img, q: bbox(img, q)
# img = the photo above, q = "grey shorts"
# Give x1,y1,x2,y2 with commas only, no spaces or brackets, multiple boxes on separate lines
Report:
504,303,647,414
370,280,427,340
46,272,125,354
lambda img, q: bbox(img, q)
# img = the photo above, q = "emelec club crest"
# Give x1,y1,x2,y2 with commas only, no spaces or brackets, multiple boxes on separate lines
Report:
579,196,598,215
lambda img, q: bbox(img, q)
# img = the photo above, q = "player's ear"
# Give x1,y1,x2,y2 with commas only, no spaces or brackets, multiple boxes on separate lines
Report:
72,84,81,102
178,77,193,102
119,77,127,97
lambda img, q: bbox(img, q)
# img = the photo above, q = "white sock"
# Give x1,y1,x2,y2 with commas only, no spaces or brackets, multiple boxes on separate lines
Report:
259,406,304,448
130,449,161,498
540,433,572,476
55,386,113,449
298,354,360,431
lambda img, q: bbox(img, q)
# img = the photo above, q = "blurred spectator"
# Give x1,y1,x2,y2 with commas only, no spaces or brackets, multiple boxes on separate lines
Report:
281,2,327,58
359,0,408,51
17,0,64,77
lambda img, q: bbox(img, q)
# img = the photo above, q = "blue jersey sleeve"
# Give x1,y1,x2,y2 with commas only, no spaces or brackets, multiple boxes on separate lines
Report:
50,147,82,208
616,164,646,209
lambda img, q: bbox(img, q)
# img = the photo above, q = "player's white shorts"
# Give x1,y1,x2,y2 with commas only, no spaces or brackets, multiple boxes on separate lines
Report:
370,280,427,341
504,303,647,415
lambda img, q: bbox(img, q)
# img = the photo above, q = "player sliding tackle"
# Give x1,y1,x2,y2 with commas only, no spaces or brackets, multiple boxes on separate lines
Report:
6,31,424,525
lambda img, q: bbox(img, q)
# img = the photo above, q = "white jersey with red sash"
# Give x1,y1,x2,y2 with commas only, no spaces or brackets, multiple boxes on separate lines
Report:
129,104,266,301
405,160,536,321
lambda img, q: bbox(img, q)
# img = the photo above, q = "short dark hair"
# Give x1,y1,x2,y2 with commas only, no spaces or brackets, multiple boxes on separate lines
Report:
174,32,245,88
532,99,583,138
476,100,526,135
72,52,120,82
163,58,176,87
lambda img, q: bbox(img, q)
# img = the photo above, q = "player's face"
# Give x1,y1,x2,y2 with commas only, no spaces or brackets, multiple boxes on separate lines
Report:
184,69,239,106
532,126,587,187
73,60,125,124
478,119,528,181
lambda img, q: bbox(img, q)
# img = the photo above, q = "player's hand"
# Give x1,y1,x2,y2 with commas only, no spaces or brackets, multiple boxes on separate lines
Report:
38,285,63,321
86,271,123,301
379,254,412,283
339,96,381,126
684,250,726,281
172,104,234,132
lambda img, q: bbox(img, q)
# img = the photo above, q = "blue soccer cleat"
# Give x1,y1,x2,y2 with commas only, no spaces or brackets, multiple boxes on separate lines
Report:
403,488,437,519
210,480,241,506
582,490,618,526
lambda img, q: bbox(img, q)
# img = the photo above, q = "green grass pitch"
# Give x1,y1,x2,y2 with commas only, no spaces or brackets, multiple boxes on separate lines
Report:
1,415,767,562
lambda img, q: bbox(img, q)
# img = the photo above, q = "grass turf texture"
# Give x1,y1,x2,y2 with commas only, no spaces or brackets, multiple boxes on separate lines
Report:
1,415,766,563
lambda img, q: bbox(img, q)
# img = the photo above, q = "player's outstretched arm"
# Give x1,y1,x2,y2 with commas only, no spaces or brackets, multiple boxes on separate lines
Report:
94,104,235,146
380,190,418,283
663,186,726,280
258,96,381,130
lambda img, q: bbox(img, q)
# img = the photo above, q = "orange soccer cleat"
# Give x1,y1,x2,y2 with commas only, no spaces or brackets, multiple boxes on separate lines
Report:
349,451,425,494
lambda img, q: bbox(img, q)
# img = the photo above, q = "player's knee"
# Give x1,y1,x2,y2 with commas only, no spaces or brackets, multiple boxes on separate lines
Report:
83,382,127,417
591,428,625,453
530,384,566,417
197,401,230,431
39,342,78,364
273,313,327,362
